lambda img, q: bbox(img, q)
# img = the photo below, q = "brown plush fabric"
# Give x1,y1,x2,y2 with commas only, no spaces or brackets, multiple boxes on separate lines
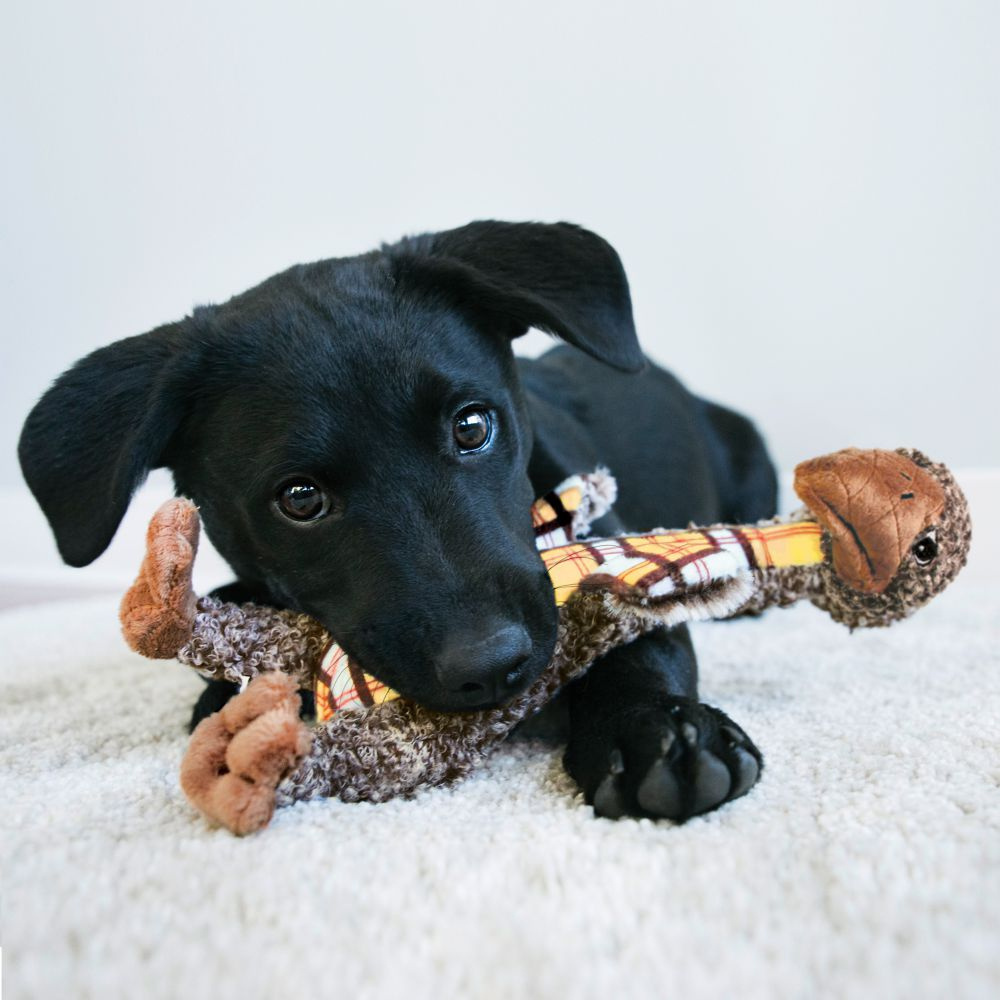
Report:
119,499,201,659
738,564,823,617
180,673,313,836
120,498,331,684
807,449,971,629
794,448,946,594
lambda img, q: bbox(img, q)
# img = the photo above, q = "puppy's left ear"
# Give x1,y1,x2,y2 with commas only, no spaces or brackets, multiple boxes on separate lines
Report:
392,221,644,372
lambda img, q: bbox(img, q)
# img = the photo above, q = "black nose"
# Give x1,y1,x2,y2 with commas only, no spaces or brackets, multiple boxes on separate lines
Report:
435,624,533,706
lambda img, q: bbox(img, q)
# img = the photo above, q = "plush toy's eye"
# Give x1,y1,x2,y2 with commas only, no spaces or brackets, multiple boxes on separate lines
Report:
453,407,493,453
912,530,938,566
276,480,329,522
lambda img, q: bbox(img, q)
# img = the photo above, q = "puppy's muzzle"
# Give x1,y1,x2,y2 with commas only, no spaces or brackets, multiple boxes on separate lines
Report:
434,623,533,708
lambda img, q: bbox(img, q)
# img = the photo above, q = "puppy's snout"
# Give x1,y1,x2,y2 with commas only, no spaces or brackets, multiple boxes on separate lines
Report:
435,624,533,707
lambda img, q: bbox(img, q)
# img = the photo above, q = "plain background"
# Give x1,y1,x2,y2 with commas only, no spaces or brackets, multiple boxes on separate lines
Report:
1,1,997,590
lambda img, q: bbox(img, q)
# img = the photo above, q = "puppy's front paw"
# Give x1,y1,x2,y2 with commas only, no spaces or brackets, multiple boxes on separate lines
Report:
566,699,762,821
180,673,312,835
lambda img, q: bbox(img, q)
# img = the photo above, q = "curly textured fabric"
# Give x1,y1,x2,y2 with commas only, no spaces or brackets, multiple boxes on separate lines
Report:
176,597,330,687
275,592,646,805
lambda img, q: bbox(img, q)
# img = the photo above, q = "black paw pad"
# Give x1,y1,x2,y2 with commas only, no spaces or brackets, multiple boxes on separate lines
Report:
728,746,760,801
636,758,683,818
691,749,732,814
593,748,627,818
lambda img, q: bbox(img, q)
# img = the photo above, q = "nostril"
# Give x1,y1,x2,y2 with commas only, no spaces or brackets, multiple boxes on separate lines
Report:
436,626,533,702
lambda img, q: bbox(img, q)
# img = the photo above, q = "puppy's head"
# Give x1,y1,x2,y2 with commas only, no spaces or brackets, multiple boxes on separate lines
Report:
19,221,642,711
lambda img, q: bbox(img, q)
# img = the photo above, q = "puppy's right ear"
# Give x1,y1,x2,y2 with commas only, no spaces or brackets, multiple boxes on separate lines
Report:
18,323,194,567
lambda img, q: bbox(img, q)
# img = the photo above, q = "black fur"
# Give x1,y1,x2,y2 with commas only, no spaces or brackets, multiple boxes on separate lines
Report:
19,220,777,820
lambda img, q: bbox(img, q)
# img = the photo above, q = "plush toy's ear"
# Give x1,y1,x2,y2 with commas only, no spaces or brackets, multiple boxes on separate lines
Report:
18,322,194,567
390,220,645,373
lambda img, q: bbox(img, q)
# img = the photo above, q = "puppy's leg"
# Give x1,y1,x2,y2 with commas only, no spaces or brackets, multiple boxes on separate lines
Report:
563,626,762,820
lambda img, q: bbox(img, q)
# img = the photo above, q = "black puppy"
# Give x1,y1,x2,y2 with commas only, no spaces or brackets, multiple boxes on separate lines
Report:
19,221,776,821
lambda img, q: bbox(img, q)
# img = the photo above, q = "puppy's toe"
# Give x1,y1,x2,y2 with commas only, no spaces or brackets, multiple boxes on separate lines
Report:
690,749,732,814
636,756,683,818
592,749,628,819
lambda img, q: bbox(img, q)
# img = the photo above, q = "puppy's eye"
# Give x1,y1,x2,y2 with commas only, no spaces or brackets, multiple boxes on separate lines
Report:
912,530,938,566
276,480,329,522
453,407,493,453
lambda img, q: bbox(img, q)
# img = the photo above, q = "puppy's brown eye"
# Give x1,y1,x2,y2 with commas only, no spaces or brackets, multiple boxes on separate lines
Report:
453,408,493,453
912,531,938,566
276,480,328,522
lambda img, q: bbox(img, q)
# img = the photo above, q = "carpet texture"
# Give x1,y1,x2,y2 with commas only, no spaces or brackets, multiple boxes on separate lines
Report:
2,588,999,1000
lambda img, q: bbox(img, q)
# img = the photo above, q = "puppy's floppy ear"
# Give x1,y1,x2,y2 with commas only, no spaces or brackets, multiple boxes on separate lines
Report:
392,221,644,372
18,322,194,567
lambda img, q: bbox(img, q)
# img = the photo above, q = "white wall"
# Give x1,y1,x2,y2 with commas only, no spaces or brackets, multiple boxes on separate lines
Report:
3,0,998,502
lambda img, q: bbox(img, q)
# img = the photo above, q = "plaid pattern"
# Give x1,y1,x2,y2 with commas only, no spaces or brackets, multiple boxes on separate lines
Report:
532,476,587,551
542,521,824,606
315,475,593,722
314,642,400,721
313,478,825,721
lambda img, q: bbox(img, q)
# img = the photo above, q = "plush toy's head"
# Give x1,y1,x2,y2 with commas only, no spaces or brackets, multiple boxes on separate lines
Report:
795,448,972,628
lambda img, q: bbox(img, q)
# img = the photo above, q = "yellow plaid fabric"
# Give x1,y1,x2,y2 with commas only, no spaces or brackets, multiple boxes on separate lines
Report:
531,478,587,550
542,520,824,606
314,642,401,722
314,490,824,720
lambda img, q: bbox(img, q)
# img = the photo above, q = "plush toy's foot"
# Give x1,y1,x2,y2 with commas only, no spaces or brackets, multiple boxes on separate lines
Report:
120,498,201,658
180,673,313,835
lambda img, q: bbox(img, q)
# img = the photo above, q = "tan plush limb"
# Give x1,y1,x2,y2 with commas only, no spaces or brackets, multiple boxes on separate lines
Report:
180,673,313,836
120,496,329,683
120,498,200,658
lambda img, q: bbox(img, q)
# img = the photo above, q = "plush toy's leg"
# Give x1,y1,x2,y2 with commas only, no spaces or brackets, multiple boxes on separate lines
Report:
120,498,201,658
180,673,313,836
563,626,763,822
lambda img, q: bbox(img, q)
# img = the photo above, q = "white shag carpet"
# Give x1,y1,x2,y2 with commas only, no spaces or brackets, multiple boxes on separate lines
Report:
2,588,999,1000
